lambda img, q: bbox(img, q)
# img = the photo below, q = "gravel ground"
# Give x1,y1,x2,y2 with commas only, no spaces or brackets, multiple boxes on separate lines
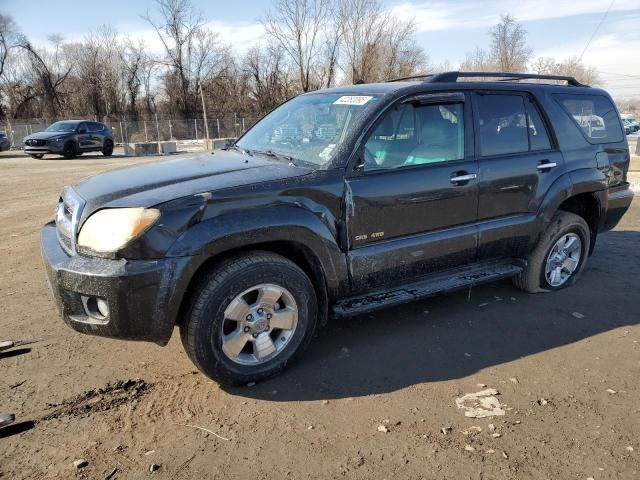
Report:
0,152,638,479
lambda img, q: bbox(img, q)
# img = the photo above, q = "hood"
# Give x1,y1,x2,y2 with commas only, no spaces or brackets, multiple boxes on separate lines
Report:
25,131,74,141
72,150,313,218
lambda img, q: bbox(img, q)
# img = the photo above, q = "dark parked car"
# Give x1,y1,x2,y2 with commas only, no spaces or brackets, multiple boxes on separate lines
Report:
0,132,10,151
41,72,633,384
24,120,114,159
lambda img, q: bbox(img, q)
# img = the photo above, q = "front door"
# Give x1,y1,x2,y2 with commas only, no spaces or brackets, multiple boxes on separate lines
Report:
345,93,479,293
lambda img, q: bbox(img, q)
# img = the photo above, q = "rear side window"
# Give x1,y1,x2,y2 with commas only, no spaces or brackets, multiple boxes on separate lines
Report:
554,94,623,143
476,94,529,156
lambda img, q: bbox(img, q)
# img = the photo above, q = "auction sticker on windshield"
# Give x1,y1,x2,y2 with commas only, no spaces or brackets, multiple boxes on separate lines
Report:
333,95,374,106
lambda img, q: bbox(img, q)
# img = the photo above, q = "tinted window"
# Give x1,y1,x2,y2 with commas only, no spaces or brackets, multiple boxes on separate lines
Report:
77,123,88,133
90,122,103,132
476,94,528,156
364,101,464,171
555,94,623,143
525,98,552,151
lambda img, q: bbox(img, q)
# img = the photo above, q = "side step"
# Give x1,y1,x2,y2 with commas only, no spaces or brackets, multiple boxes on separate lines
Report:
333,260,525,318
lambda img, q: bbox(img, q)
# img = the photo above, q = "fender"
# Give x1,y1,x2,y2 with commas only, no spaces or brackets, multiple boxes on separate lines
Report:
535,168,606,240
165,205,350,298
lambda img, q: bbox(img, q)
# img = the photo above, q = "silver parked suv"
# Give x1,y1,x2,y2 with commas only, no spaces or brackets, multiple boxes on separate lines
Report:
24,120,114,159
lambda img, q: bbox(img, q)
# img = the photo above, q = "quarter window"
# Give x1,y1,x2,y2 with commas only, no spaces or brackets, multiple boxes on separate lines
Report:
525,98,551,151
554,93,623,143
363,101,465,171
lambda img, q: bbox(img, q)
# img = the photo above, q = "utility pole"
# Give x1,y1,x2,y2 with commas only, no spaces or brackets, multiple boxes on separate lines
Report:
199,82,210,139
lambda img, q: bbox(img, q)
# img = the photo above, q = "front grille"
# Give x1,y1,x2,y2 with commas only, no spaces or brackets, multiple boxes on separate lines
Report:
26,139,46,146
55,188,85,255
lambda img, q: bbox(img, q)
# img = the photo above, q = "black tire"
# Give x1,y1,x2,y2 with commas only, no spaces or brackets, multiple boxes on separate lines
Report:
513,211,590,293
102,140,114,156
180,251,318,385
63,141,77,159
29,154,44,159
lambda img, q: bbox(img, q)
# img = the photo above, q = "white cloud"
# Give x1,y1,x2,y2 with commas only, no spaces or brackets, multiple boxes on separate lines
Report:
392,0,640,32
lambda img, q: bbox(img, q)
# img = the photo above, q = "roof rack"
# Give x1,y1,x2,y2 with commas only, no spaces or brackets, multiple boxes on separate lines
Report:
386,71,586,87
387,74,434,82
425,71,587,87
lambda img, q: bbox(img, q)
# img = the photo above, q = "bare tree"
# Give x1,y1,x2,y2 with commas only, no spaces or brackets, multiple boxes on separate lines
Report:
264,0,329,92
119,39,146,118
319,7,343,88
0,15,18,80
143,0,204,117
533,56,599,85
17,35,71,118
244,45,294,112
460,47,498,72
490,14,532,72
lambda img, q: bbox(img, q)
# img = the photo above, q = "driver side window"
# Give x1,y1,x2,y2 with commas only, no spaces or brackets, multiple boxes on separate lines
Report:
363,101,465,171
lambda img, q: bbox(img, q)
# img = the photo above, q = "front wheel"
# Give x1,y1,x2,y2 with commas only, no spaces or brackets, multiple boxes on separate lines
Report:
513,211,590,293
180,252,318,385
29,154,44,159
63,142,77,159
102,140,113,156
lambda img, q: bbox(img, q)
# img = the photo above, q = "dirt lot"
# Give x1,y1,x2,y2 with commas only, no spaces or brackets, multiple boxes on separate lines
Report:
0,152,639,479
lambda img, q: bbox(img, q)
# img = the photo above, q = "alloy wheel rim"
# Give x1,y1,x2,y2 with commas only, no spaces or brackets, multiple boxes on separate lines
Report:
544,233,582,287
220,283,298,365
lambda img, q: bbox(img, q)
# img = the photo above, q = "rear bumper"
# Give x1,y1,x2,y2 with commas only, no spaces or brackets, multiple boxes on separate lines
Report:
41,222,192,345
600,183,634,232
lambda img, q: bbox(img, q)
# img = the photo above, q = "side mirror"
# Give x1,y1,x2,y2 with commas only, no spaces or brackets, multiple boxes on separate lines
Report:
78,127,87,134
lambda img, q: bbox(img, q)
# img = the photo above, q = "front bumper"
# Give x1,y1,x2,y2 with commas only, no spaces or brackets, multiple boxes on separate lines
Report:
41,222,192,345
25,143,64,155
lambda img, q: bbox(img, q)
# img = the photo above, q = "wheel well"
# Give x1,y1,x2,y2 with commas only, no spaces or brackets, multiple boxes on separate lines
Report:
558,192,600,253
177,241,329,327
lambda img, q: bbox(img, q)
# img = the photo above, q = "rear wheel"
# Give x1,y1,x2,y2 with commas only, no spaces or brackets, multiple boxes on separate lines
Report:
102,139,114,156
29,154,44,159
63,142,77,159
513,211,590,293
180,251,318,385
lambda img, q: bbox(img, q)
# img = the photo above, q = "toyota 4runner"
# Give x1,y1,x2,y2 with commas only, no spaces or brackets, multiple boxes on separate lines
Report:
41,72,634,384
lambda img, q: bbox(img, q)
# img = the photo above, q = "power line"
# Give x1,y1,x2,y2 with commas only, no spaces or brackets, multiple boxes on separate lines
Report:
578,0,615,62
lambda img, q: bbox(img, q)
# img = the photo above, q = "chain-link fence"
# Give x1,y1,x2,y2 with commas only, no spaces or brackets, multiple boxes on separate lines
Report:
0,114,260,148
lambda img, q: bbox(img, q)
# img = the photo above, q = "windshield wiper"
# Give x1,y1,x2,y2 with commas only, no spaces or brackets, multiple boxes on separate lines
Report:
252,149,295,165
225,144,253,156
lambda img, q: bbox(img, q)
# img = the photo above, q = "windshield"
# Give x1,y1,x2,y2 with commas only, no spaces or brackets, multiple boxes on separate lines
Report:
45,121,77,133
236,93,379,167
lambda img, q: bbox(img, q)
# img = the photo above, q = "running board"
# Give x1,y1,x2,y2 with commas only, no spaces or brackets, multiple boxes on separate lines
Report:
333,260,525,318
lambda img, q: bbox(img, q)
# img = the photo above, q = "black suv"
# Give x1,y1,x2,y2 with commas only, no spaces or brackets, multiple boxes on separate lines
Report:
24,120,114,159
41,72,633,384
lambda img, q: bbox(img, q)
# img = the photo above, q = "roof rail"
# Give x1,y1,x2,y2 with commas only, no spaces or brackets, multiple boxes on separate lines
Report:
387,74,434,82
425,71,587,87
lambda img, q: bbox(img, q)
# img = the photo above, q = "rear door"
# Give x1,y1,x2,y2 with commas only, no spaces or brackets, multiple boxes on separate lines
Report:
345,92,479,293
472,91,564,259
89,122,105,150
76,122,92,151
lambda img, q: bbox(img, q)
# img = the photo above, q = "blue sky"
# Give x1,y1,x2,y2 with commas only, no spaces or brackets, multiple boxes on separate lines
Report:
3,0,639,98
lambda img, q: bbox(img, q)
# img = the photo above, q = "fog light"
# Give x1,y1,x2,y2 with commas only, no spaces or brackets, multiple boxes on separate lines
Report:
82,295,109,320
96,298,109,317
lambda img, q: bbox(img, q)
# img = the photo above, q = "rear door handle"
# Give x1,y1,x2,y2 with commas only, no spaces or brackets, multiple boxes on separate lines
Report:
450,173,477,184
537,161,557,171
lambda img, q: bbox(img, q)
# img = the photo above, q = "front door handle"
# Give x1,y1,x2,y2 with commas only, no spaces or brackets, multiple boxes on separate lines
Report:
537,161,557,171
450,173,477,184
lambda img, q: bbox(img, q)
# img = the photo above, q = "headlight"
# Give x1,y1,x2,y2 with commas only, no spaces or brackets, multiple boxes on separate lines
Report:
78,208,160,253
52,136,67,142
